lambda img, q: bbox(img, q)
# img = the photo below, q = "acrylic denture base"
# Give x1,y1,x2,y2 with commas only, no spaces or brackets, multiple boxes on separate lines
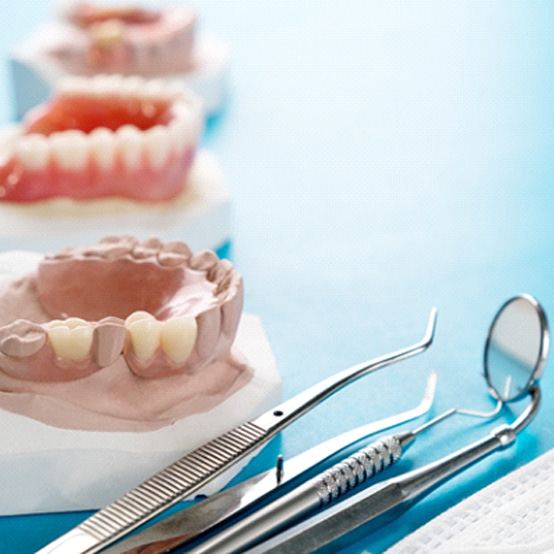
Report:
0,149,231,254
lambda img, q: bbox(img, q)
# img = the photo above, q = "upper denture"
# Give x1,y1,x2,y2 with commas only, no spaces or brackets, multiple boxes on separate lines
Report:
0,75,203,202
0,236,243,383
54,3,197,76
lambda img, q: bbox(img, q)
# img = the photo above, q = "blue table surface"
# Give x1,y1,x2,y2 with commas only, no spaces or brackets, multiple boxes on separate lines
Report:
1,1,553,552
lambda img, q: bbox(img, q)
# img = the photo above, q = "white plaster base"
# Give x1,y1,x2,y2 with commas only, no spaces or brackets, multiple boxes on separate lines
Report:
0,150,231,255
9,29,229,118
0,312,281,515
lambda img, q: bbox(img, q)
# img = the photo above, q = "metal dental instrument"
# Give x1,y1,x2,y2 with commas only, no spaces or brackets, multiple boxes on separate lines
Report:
186,378,505,554
36,309,437,554
244,294,549,554
101,371,437,554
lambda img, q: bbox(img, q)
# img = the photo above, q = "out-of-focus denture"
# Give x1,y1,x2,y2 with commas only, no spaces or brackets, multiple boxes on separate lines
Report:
54,2,197,76
0,235,242,382
0,75,203,203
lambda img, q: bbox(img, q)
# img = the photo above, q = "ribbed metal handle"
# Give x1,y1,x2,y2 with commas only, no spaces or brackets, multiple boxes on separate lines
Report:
78,421,267,547
314,436,402,506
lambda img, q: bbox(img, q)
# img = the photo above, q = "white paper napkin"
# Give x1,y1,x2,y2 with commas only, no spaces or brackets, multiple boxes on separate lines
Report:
387,448,554,553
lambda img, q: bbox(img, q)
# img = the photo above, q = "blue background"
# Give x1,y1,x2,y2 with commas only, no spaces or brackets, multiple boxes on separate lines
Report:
0,1,553,552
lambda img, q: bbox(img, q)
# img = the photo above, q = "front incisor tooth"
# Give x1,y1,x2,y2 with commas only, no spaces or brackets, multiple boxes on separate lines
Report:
161,316,197,363
90,127,116,170
16,134,51,170
144,125,171,169
125,311,162,361
48,319,93,361
117,125,144,170
51,130,90,171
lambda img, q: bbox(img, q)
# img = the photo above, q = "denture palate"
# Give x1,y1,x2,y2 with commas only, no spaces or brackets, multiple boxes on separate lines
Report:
0,74,203,202
56,2,197,75
0,236,243,382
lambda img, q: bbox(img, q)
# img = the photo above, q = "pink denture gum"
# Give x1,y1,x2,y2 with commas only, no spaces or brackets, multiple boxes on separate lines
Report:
0,74,202,202
0,236,250,431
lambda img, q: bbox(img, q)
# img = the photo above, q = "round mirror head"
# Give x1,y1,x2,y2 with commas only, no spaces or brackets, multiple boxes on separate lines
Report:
485,294,549,402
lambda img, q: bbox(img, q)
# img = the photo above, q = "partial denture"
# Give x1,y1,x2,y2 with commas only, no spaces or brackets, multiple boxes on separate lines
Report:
0,236,242,381
0,75,203,202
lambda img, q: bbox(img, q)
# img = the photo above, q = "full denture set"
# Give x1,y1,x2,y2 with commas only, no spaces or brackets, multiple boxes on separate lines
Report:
0,75,202,202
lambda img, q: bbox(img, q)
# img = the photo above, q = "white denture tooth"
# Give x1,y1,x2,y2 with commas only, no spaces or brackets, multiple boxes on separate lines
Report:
165,81,187,100
90,74,120,96
161,316,197,363
144,125,171,169
168,119,189,153
122,76,146,97
58,76,89,97
125,313,162,361
51,130,89,171
15,133,51,170
117,125,144,170
124,311,155,328
48,319,93,361
143,79,167,100
89,127,116,170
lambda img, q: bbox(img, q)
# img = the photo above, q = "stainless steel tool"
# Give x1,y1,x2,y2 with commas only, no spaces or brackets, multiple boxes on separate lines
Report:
102,371,437,554
36,309,437,554
244,294,549,554
186,377,504,553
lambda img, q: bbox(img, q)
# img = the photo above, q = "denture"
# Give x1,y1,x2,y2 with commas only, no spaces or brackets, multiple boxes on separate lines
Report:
51,2,196,76
0,74,203,202
0,235,242,380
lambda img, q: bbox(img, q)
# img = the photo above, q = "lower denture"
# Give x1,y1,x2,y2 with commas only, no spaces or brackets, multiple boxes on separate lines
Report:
0,236,243,379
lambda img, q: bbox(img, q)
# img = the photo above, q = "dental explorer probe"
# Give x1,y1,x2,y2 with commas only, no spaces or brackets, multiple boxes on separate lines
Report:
186,395,504,554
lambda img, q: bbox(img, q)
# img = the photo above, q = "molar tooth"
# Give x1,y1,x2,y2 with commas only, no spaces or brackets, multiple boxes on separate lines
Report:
15,134,51,170
162,240,192,258
161,316,197,363
90,127,116,170
0,321,46,358
142,237,164,250
190,250,219,272
125,311,162,361
51,130,89,171
158,252,188,267
48,318,93,361
144,125,171,169
117,125,144,170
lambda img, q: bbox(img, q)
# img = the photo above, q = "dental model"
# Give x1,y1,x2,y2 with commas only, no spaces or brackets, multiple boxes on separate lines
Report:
9,2,229,118
0,236,249,431
53,2,197,76
0,74,202,202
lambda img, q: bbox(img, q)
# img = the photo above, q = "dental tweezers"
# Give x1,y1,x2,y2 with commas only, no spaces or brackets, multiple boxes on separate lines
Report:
36,309,436,554
101,371,436,554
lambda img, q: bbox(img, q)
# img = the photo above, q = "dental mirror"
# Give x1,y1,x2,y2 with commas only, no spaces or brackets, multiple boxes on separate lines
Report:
485,294,549,402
